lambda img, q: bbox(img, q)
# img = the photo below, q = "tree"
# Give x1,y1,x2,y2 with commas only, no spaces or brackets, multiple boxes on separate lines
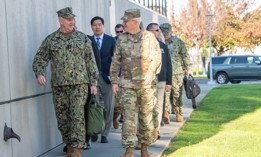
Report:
172,0,209,76
171,0,260,70
211,0,260,55
239,7,261,53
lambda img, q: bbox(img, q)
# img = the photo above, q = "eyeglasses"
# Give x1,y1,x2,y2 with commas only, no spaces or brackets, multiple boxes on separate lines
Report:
116,30,124,33
150,29,160,32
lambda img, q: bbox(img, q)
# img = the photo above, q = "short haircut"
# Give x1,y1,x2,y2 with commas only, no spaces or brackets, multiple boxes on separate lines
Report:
90,16,104,25
115,24,124,29
146,23,159,31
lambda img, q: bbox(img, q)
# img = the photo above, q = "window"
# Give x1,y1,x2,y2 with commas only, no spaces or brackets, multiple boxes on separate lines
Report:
212,57,227,64
247,57,254,64
131,0,167,16
230,57,247,64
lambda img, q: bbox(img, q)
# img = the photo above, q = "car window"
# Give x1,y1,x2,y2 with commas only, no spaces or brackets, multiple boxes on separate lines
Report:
230,57,248,64
253,56,261,62
247,56,254,64
212,57,227,64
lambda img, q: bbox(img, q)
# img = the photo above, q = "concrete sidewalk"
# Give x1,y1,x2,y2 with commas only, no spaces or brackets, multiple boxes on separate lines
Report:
41,83,218,157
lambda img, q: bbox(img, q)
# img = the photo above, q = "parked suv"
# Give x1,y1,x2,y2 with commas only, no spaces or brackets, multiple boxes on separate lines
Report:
207,55,261,84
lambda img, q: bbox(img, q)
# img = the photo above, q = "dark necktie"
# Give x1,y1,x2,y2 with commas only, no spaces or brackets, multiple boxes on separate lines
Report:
96,37,101,50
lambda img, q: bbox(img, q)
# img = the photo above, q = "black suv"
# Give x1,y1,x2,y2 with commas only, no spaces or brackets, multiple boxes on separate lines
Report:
207,55,261,84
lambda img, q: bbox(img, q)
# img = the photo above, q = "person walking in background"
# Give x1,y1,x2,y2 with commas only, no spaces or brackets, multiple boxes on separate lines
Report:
114,24,124,40
32,7,99,157
146,23,172,135
91,16,116,143
160,23,192,123
110,9,162,157
112,23,125,129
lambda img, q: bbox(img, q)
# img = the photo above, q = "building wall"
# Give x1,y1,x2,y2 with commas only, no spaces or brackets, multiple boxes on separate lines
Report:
0,0,168,156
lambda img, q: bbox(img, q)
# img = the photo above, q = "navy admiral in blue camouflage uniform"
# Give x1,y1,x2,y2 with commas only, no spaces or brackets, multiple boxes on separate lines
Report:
32,7,99,157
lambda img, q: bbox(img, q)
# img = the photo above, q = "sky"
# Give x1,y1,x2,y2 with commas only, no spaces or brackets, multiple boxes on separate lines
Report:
173,0,261,16
173,0,188,16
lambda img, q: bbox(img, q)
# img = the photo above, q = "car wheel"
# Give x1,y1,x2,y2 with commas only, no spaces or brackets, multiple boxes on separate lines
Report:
216,72,229,84
230,80,241,84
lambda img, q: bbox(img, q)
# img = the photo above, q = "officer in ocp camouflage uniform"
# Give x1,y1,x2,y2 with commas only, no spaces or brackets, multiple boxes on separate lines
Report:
160,23,192,123
32,7,99,157
110,9,161,157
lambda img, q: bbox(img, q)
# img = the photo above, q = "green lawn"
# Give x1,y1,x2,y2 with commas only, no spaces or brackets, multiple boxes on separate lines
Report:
163,84,261,157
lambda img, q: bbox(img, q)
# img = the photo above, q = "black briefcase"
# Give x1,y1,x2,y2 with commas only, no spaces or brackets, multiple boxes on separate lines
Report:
183,75,201,109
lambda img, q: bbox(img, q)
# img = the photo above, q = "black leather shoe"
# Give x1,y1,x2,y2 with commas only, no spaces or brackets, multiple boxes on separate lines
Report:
101,136,108,143
87,139,91,149
63,146,67,152
160,120,165,127
91,134,98,142
83,140,91,150
119,114,124,123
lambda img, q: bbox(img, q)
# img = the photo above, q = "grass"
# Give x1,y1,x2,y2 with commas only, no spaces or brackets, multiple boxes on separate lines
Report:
163,84,261,157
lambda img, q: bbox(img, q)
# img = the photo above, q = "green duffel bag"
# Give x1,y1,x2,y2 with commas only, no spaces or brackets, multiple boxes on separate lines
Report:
86,95,106,136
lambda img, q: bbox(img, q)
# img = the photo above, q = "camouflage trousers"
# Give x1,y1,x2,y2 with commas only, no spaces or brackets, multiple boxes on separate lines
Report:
119,87,157,148
165,74,184,114
114,94,122,115
52,84,88,148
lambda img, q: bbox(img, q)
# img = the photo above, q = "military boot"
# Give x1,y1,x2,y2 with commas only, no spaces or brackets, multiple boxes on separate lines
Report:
141,144,151,157
66,146,73,157
63,145,67,152
113,112,120,129
176,114,184,122
73,148,82,157
120,147,134,157
164,112,170,124
135,141,141,150
119,114,124,123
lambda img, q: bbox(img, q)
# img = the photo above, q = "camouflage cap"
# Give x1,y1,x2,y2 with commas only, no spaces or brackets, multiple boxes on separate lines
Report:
121,9,141,21
160,23,172,35
56,7,76,19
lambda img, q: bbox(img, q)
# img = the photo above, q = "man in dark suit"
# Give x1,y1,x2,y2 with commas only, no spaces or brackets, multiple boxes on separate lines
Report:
114,24,124,40
91,16,116,143
87,35,101,71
